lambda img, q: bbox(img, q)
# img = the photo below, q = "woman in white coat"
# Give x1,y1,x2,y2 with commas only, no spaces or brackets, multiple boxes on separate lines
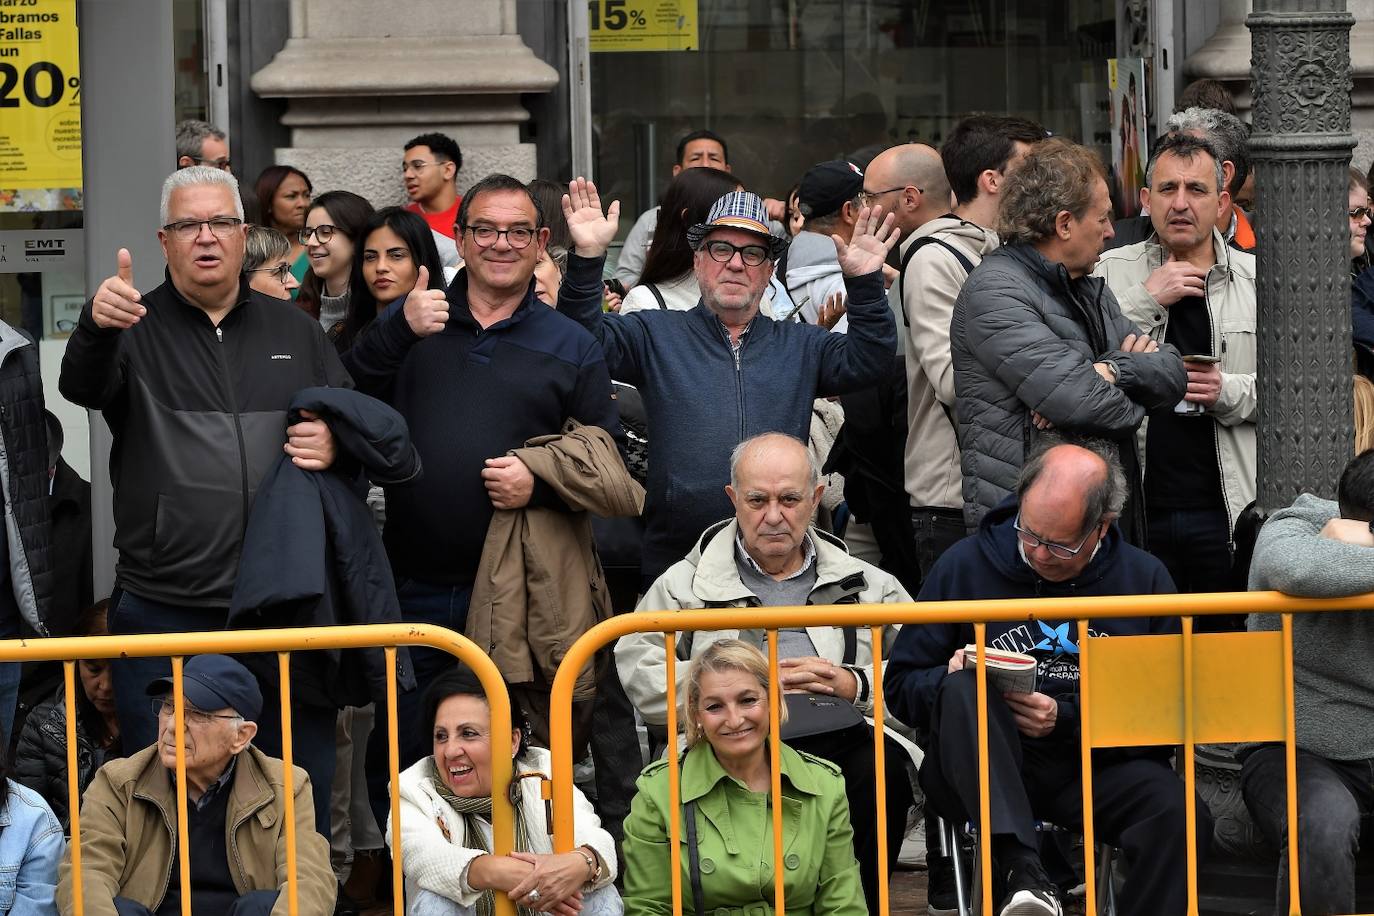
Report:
389,666,621,915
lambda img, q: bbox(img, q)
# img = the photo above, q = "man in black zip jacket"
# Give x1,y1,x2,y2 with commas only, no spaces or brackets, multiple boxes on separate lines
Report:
58,167,349,828
883,438,1207,916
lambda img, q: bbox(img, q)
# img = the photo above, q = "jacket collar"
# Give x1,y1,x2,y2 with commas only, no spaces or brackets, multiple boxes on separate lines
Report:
1138,227,1236,283
688,301,765,346
679,739,823,804
0,319,30,369
688,519,866,604
163,269,254,324
132,744,276,829
1003,243,1105,298
441,266,541,334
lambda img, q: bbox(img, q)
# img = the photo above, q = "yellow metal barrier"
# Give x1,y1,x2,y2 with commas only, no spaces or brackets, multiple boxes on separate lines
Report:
547,590,1374,916
0,623,516,916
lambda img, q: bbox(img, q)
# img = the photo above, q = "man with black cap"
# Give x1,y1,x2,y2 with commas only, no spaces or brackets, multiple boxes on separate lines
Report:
560,179,900,586
783,159,866,331
59,654,335,916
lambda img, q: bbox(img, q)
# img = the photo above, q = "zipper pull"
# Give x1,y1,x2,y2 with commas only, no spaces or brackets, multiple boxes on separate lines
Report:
216,327,223,343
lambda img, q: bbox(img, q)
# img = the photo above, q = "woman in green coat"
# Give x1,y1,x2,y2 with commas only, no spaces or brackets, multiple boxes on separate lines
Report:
622,639,866,915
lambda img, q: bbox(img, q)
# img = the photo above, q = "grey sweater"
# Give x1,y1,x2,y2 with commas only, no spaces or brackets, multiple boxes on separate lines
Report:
1248,493,1374,760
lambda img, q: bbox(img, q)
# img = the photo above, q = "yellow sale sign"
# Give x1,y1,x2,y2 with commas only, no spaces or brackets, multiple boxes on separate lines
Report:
0,0,81,189
589,0,698,52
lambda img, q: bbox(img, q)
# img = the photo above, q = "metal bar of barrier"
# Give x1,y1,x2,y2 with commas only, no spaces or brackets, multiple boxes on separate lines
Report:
277,652,299,916
767,629,785,914
1078,620,1097,915
172,657,191,916
63,660,83,916
1282,614,1301,915
1183,617,1199,916
385,647,405,916
11,625,507,916
664,632,683,916
974,622,992,915
869,625,890,916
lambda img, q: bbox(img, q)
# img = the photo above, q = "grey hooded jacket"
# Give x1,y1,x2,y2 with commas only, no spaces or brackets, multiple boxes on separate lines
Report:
0,322,51,636
950,243,1186,540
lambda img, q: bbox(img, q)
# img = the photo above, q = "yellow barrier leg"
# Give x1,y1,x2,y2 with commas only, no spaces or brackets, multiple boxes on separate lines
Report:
664,632,683,916
974,622,992,916
1282,614,1301,915
870,625,890,916
1182,617,1199,916
278,652,299,916
385,648,406,916
768,629,786,915
1078,620,1097,916
172,657,192,916
64,660,84,916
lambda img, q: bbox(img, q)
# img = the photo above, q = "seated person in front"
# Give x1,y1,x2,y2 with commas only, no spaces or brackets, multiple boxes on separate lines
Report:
883,436,1210,916
391,665,621,916
622,639,866,915
0,732,65,915
57,654,335,916
1240,450,1374,916
614,431,919,914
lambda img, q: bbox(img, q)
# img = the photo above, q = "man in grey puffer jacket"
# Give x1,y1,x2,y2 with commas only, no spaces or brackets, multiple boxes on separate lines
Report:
1240,451,1374,916
951,138,1186,544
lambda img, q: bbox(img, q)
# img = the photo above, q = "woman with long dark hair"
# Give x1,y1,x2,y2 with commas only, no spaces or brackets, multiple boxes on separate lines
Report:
251,165,313,296
346,207,446,346
619,167,739,314
296,190,376,347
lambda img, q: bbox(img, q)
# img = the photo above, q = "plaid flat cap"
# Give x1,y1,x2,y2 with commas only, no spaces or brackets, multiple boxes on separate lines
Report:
686,190,789,260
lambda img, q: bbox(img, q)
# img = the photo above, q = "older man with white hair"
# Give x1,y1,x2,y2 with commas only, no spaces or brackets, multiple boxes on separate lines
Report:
58,167,350,833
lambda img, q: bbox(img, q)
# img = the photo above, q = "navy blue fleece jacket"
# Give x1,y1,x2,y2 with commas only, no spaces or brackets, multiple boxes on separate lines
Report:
560,252,897,579
883,498,1178,744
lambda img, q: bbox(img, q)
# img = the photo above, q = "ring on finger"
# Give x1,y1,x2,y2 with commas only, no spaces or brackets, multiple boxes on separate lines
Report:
527,888,542,902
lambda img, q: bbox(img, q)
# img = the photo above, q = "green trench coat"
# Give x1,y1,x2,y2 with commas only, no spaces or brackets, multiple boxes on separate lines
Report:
622,741,867,915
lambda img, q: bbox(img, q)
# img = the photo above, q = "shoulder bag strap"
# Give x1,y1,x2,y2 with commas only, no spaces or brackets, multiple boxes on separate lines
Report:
684,799,705,915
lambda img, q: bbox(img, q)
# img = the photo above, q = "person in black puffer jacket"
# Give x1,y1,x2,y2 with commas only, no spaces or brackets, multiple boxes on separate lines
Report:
951,139,1185,545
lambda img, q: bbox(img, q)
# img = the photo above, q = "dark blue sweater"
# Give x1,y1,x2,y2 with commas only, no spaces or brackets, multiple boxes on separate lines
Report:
883,499,1178,742
1353,263,1374,353
561,253,897,579
342,269,619,585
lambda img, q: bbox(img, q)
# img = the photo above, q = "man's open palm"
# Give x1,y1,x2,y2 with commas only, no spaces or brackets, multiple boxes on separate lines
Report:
562,177,620,258
835,205,900,278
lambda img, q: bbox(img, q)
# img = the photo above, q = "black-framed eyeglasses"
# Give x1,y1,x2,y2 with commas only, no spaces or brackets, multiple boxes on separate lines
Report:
299,224,337,244
702,239,770,267
150,698,242,726
249,263,293,283
1013,513,1099,560
192,156,232,171
402,159,440,175
162,217,243,241
463,225,536,249
859,185,920,206
1350,206,1372,221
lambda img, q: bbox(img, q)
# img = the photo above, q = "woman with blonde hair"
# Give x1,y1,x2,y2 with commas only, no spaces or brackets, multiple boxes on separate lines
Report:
621,639,864,915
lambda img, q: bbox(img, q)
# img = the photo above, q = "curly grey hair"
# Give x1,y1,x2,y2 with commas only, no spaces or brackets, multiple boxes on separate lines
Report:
1164,107,1251,197
997,138,1107,246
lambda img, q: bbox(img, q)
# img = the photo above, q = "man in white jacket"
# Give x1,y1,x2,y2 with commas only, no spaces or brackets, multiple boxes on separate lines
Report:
617,432,918,915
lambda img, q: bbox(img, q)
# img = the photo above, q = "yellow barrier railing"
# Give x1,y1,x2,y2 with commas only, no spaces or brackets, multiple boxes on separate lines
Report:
547,590,1372,916
1,624,516,916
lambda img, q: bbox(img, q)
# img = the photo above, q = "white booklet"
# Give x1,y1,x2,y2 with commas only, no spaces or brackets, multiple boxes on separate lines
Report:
962,644,1037,694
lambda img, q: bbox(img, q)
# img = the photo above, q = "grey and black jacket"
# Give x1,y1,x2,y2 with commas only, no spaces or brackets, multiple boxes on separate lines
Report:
950,243,1186,542
0,322,53,636
59,273,350,609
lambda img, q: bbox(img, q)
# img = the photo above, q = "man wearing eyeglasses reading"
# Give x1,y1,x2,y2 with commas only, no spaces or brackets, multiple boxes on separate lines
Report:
57,168,350,830
884,437,1206,916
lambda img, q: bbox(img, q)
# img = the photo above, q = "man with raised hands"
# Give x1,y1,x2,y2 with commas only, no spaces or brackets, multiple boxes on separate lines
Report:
58,166,349,826
343,172,620,768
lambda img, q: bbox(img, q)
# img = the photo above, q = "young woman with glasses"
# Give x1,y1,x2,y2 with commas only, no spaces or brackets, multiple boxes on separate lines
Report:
295,190,376,349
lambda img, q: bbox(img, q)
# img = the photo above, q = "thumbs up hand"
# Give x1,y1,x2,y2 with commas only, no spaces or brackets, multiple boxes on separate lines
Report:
403,266,449,338
91,249,146,330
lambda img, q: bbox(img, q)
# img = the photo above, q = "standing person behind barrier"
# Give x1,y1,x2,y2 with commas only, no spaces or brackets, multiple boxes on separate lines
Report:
622,639,865,916
242,226,299,300
950,138,1186,545
15,600,121,832
1094,134,1256,629
1239,451,1374,916
59,655,335,916
391,665,620,916
1349,168,1374,374
560,182,899,587
296,191,377,349
345,207,447,344
615,433,918,914
883,437,1208,916
56,166,347,769
251,166,313,297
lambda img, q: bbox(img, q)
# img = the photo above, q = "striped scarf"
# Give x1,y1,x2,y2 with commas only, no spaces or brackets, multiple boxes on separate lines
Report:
429,758,535,916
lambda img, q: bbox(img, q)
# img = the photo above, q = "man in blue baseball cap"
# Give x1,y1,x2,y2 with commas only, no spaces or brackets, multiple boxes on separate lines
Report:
560,179,901,587
59,655,336,916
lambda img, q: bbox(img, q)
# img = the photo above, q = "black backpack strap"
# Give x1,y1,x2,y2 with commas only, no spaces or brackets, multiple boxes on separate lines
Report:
685,799,705,915
647,283,667,309
897,236,977,326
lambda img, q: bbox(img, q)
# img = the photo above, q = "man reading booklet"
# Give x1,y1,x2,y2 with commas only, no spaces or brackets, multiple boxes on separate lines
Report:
884,436,1207,916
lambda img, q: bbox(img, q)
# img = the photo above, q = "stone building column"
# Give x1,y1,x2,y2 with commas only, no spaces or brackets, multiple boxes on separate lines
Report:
1248,0,1355,508
249,0,558,205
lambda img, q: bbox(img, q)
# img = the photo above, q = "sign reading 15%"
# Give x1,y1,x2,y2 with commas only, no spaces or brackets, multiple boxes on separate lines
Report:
587,0,698,52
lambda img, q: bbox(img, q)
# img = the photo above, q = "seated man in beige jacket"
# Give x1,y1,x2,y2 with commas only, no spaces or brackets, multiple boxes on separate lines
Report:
58,654,334,916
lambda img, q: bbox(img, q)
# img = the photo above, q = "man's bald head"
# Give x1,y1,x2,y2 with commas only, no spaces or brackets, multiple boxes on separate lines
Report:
862,143,951,234
727,433,824,577
1013,438,1127,582
1022,446,1109,530
729,432,819,490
